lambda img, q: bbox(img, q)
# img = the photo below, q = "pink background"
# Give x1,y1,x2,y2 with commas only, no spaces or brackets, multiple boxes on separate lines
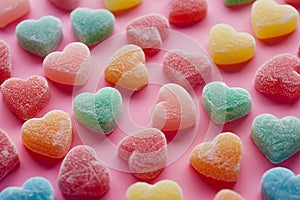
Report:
1,0,300,199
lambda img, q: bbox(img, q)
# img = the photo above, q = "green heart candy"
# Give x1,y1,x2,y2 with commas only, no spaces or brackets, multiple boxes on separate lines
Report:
202,81,252,124
224,0,254,6
73,87,122,134
16,16,62,57
251,114,300,164
71,8,115,46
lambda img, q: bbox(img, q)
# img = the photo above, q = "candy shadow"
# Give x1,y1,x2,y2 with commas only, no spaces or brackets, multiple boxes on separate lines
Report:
62,194,108,200
257,93,299,105
258,32,295,45
217,59,253,73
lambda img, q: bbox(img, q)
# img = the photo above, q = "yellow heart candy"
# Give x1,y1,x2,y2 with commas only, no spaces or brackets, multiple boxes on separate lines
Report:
208,23,256,65
126,180,183,200
251,0,298,39
104,0,142,12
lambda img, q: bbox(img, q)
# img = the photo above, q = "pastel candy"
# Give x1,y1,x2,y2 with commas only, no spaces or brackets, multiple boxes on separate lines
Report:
168,0,207,25
251,0,298,39
126,180,183,200
189,132,242,182
21,110,72,159
104,44,148,91
202,81,252,124
1,75,50,120
214,189,245,200
261,167,300,200
117,128,167,180
163,49,212,89
48,0,79,11
255,54,300,101
251,114,300,164
151,83,196,132
71,8,115,46
0,129,19,181
58,145,110,197
43,42,90,86
0,177,55,200
0,40,12,84
72,87,122,134
16,16,62,57
104,0,142,12
126,14,170,56
208,23,256,65
224,0,254,6
0,0,30,28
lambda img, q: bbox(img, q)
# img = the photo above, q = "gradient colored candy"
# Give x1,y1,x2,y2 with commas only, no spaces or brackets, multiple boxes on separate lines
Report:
16,16,62,57
126,14,170,56
48,0,79,11
251,0,298,39
214,189,245,200
0,177,55,200
58,145,110,197
71,8,115,46
0,40,12,84
190,132,242,182
251,114,300,164
168,0,207,25
117,128,167,180
163,49,212,89
151,83,196,132
0,129,19,181
255,54,300,101
105,44,148,91
208,23,256,65
202,81,252,124
73,87,122,134
261,167,300,200
43,42,90,86
0,0,30,28
224,0,254,6
1,75,50,120
126,180,183,200
104,0,142,12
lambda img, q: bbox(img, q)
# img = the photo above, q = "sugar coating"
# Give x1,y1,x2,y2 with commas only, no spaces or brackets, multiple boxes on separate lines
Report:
208,23,256,65
151,83,196,132
126,180,183,200
1,75,50,121
126,14,170,56
43,42,90,86
104,44,148,91
189,132,242,182
21,110,72,159
251,0,298,39
48,0,79,11
163,49,212,89
0,177,55,200
168,0,207,25
71,8,115,46
0,39,12,84
58,145,110,197
16,16,62,57
214,189,245,200
117,128,167,180
104,0,142,12
224,0,253,6
255,54,300,101
0,0,30,28
202,81,252,124
73,87,122,134
0,129,19,181
251,114,300,164
261,167,300,200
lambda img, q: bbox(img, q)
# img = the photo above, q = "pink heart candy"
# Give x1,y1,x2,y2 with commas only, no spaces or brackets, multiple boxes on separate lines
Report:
0,40,12,84
48,0,79,11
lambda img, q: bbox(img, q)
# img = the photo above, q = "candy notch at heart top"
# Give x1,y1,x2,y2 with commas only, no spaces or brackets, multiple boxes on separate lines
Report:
43,42,90,86
71,8,115,46
0,0,30,28
16,16,62,57
0,177,55,200
0,39,12,84
104,0,142,12
1,75,50,121
261,167,300,200
251,0,298,39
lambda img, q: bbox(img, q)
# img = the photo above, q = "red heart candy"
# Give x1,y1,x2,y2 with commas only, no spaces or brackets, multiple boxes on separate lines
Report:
58,145,110,197
1,75,50,120
0,40,12,84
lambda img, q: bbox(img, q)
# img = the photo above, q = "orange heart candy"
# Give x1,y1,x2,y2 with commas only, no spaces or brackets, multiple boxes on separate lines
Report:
189,132,242,182
21,110,72,159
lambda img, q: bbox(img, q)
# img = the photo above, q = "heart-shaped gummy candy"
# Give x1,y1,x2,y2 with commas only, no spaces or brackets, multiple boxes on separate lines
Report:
0,39,12,84
104,0,142,12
